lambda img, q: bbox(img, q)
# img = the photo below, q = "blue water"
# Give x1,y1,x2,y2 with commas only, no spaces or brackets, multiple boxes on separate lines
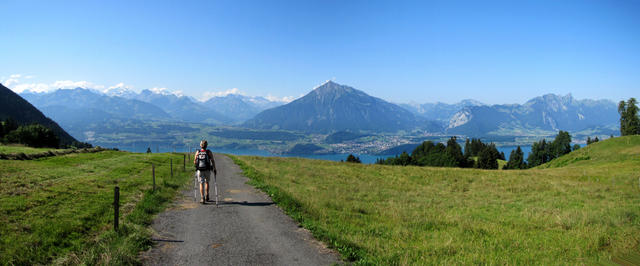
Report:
209,148,390,164
497,145,532,160
110,143,583,164
212,146,536,164
108,144,393,164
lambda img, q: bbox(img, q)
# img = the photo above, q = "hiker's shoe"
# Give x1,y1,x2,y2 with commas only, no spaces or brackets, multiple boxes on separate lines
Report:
200,199,205,204
206,195,210,201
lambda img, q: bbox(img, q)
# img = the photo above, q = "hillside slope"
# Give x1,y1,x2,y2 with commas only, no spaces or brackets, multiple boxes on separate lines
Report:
233,136,640,264
539,135,640,168
0,83,78,146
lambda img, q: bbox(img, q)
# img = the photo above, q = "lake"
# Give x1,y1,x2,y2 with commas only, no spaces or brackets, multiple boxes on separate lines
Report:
111,143,566,164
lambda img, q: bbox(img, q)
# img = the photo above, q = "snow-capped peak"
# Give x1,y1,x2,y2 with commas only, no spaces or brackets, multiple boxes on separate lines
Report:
148,87,184,97
103,83,136,98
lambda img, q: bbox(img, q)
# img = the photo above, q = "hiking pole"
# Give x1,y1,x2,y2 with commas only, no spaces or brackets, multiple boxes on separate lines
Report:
214,172,219,208
193,172,198,202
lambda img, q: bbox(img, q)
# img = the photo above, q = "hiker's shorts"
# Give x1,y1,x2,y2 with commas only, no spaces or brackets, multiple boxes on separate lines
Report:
197,170,211,184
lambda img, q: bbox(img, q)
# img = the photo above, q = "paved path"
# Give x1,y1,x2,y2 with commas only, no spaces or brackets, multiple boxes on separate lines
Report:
142,154,340,265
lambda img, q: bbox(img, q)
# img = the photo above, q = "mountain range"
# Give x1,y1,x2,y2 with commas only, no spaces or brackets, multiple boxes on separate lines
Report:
446,94,618,136
14,81,621,143
0,83,79,146
400,99,485,123
243,81,619,136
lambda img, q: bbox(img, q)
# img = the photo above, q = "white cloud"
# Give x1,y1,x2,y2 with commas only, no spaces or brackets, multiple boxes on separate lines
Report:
265,94,300,103
149,87,184,97
107,82,132,90
51,80,103,90
200,88,246,101
13,83,50,93
4,78,20,87
2,76,104,93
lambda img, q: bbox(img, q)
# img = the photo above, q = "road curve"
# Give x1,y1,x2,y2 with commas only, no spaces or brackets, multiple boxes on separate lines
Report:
142,153,341,265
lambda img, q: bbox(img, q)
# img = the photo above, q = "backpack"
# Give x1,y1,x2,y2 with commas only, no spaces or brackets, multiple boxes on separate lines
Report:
196,149,212,170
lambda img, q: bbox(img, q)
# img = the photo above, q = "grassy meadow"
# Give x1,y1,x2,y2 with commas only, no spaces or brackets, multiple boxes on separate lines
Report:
0,150,192,265
0,144,67,154
232,135,640,264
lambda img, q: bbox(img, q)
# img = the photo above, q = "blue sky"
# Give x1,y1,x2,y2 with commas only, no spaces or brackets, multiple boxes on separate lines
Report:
1,0,638,104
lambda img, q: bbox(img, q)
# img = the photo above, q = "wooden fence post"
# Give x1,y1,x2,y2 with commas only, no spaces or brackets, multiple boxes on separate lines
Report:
171,159,173,178
183,154,186,172
152,163,156,192
114,186,120,231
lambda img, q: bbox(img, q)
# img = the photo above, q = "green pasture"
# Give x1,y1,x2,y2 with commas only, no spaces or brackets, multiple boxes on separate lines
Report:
233,135,640,264
0,151,191,265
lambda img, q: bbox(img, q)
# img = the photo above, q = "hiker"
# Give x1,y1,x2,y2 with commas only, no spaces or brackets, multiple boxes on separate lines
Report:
194,140,217,204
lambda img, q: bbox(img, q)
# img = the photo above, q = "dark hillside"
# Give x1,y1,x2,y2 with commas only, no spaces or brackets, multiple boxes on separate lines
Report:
0,83,78,146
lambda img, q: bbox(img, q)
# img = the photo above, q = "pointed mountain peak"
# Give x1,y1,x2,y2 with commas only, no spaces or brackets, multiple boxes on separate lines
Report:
310,80,362,98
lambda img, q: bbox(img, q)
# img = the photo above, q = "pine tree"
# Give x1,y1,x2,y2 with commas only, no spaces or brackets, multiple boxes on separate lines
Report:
619,98,640,136
505,146,525,169
5,124,59,148
551,130,572,159
464,138,471,158
398,151,410,166
4,118,18,133
445,137,465,167
477,146,499,169
527,139,548,167
346,154,361,163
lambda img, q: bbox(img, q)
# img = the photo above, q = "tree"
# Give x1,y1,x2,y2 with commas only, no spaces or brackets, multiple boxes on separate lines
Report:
572,144,581,151
527,139,549,167
469,138,485,157
477,145,499,169
587,137,592,145
550,130,572,159
146,147,152,153
3,118,18,134
397,151,410,166
346,154,362,163
5,124,59,148
445,136,466,167
619,98,640,136
464,138,471,158
504,146,526,169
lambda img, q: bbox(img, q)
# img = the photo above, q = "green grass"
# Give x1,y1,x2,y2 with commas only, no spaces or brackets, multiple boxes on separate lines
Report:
232,135,640,264
0,144,67,154
0,151,192,265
